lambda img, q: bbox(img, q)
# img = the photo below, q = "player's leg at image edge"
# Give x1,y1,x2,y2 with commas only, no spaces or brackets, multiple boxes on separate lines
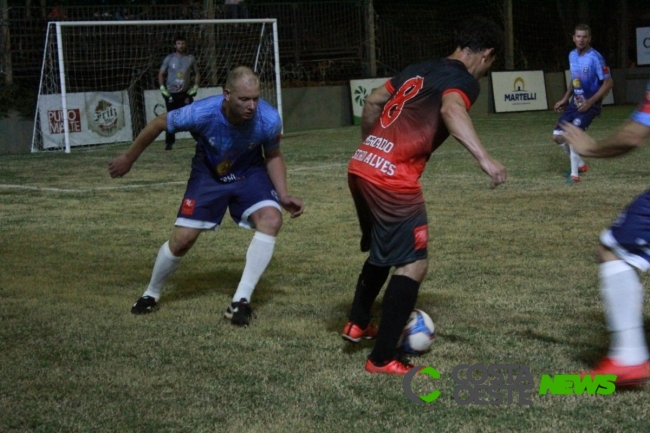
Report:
580,257,650,387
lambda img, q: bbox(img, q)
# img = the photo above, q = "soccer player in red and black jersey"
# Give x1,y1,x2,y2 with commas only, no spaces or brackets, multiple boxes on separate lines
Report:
342,17,507,374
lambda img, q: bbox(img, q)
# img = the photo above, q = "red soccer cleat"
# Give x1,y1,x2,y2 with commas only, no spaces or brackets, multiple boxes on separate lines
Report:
341,322,378,343
578,164,589,173
365,358,415,375
570,175,581,183
581,357,650,387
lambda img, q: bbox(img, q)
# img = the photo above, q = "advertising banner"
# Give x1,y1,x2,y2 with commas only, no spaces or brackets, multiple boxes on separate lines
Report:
637,27,650,66
491,71,548,113
38,91,133,149
349,78,391,125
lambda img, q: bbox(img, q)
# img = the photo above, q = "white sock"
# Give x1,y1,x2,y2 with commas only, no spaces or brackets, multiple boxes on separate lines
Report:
232,232,276,303
599,260,649,365
143,241,182,301
569,145,582,177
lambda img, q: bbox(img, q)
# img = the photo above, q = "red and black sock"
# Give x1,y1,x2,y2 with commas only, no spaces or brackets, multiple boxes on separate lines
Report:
348,259,390,329
368,275,420,365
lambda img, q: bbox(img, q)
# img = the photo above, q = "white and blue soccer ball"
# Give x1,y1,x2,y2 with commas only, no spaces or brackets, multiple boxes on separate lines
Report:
400,309,435,354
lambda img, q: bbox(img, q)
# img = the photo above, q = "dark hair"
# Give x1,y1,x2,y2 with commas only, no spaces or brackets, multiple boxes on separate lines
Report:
455,17,503,57
173,35,186,44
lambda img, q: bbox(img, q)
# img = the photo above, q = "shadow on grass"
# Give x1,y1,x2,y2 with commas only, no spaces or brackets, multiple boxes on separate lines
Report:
574,317,650,367
163,266,281,314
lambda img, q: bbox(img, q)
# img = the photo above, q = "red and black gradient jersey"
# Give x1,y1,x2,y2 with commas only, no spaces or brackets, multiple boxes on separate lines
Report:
348,58,480,192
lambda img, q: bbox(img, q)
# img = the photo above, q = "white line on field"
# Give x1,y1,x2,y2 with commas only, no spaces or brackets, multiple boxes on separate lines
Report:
0,163,349,193
0,139,557,194
0,181,186,193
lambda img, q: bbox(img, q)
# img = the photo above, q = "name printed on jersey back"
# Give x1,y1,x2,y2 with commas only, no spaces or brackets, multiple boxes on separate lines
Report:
351,134,396,176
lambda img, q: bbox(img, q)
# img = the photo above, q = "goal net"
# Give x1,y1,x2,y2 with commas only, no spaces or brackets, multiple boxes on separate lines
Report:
32,19,281,152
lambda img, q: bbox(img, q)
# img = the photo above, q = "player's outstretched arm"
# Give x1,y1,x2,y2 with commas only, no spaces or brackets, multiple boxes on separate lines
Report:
264,148,305,218
562,120,650,158
441,92,506,189
108,114,168,178
360,86,391,140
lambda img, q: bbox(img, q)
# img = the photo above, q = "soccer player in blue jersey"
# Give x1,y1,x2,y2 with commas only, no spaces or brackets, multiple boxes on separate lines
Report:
108,66,304,326
562,80,650,386
553,24,613,183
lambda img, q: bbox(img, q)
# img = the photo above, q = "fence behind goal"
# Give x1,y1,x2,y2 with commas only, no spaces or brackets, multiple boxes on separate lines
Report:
32,19,281,152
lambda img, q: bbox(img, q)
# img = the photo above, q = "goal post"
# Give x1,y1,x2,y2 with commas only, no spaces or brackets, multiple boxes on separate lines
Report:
32,19,282,153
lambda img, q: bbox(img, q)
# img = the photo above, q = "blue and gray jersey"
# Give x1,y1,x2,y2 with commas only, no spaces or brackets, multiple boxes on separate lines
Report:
167,95,282,183
568,47,611,110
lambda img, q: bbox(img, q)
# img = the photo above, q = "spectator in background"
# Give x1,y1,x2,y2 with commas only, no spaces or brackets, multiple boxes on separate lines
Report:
115,8,133,21
47,2,67,21
225,0,249,20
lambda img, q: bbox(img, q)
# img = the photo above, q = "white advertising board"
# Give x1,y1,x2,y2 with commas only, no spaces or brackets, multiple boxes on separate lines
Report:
637,27,650,66
38,91,133,149
349,78,391,125
491,71,548,113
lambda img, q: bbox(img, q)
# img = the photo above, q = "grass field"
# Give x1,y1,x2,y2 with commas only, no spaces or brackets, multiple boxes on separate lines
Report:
2,105,650,432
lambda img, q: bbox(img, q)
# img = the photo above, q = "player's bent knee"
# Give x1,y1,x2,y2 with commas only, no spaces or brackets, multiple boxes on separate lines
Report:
597,244,620,263
393,259,428,283
251,207,283,235
169,227,201,256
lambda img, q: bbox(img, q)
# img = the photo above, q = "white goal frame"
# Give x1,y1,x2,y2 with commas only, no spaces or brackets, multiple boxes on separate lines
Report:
33,19,282,153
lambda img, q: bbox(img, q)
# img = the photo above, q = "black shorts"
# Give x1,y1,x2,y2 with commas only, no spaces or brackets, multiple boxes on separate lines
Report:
348,173,428,267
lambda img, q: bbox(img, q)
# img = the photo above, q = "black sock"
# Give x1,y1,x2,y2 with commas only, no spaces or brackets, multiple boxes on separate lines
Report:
369,275,420,365
348,260,390,328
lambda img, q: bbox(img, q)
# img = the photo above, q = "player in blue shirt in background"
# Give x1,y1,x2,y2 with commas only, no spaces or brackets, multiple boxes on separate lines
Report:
553,24,613,183
562,79,650,386
108,66,304,326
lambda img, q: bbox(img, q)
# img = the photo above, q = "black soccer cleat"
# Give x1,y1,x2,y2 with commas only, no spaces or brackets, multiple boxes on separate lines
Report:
131,296,159,315
224,298,254,326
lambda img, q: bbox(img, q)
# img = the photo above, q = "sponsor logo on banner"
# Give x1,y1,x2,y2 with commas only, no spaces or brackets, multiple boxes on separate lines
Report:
504,77,537,102
492,71,548,113
349,78,391,125
47,109,82,134
39,91,133,149
85,93,126,138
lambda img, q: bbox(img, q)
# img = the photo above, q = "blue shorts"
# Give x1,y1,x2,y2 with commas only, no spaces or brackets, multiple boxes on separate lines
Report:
553,103,601,134
600,189,650,272
175,166,281,230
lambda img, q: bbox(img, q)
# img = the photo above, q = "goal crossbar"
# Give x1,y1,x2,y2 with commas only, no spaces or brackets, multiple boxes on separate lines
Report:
33,19,281,153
